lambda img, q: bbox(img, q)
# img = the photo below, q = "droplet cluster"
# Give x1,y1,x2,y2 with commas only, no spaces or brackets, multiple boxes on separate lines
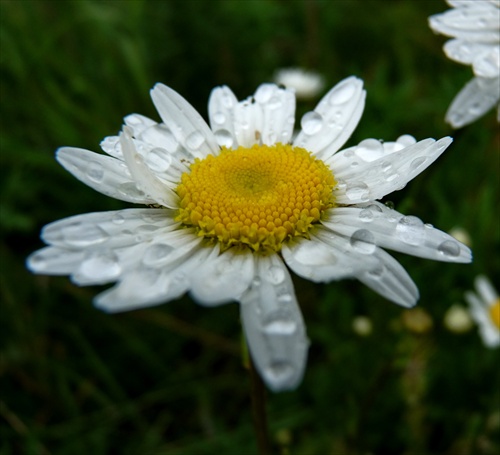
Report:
176,143,336,252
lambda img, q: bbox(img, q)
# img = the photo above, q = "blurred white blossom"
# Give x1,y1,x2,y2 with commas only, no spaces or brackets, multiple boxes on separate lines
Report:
273,68,325,100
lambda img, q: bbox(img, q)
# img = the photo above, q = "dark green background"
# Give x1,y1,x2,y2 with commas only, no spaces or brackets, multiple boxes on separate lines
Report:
1,1,499,454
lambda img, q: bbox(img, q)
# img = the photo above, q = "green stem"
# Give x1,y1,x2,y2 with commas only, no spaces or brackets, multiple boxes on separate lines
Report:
249,356,272,455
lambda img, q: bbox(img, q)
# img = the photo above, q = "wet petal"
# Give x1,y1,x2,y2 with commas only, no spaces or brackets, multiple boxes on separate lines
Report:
56,147,155,204
293,76,365,157
321,203,472,263
150,83,219,159
240,254,308,392
209,85,238,149
446,76,500,128
332,137,453,203
190,248,255,305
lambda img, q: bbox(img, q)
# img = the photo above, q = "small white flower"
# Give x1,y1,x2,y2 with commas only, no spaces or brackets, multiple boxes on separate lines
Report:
273,68,325,100
465,275,500,347
27,77,472,391
443,304,474,333
429,0,500,128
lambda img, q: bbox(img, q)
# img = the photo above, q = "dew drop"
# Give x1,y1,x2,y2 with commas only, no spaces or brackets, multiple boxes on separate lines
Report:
300,111,323,135
264,361,294,383
395,216,425,246
86,161,104,182
265,265,286,284
186,131,205,150
355,139,384,162
145,147,172,172
367,264,385,278
350,229,376,254
143,243,174,266
112,212,125,225
78,252,121,281
438,240,461,258
263,310,297,335
213,111,226,124
329,81,356,105
410,156,427,171
118,182,146,198
214,129,234,148
255,84,274,104
345,182,370,202
63,224,109,247
359,208,374,222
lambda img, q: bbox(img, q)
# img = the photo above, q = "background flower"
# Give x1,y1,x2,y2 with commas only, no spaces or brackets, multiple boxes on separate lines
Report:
429,0,500,127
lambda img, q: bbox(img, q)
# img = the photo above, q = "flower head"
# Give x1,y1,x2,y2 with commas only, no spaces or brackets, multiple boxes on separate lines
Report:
465,275,500,347
27,77,472,391
429,0,500,127
273,68,325,100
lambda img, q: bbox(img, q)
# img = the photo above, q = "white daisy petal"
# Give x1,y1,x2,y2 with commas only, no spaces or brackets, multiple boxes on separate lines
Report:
150,83,219,159
233,99,263,148
443,39,493,66
208,85,238,149
293,76,365,156
120,129,179,208
240,254,308,392
56,147,155,204
321,203,472,263
282,231,379,283
333,137,452,203
446,76,500,127
254,84,296,145
355,247,419,308
27,246,85,275
475,275,499,303
190,249,255,306
94,246,213,313
40,209,179,250
472,46,500,77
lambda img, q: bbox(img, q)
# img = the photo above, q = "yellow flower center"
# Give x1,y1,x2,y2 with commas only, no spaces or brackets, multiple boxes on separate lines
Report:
490,298,500,329
175,143,336,252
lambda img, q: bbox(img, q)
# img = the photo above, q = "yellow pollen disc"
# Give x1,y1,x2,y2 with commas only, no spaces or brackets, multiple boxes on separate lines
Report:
490,298,500,329
175,143,336,252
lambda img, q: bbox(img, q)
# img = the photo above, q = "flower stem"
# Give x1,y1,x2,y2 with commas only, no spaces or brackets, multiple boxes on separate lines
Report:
249,356,272,455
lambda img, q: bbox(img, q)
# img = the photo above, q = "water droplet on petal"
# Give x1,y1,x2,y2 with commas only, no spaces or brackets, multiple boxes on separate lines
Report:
395,216,425,245
410,156,427,170
145,147,172,172
329,81,356,105
264,265,286,284
438,240,461,258
213,111,226,124
355,139,385,162
78,252,121,281
345,182,370,202
63,223,109,247
118,182,146,198
264,361,294,383
214,129,234,148
86,161,104,182
186,131,205,150
350,229,376,254
112,212,125,225
255,84,274,104
301,111,323,135
263,310,297,335
367,264,385,278
143,243,174,266
359,208,374,222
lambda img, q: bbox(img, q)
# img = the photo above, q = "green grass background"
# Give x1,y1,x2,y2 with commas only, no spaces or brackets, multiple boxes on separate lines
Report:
1,1,499,454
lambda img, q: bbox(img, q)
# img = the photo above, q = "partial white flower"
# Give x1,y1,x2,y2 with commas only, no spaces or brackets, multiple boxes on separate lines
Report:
465,275,500,347
273,68,325,100
429,0,500,127
27,77,472,392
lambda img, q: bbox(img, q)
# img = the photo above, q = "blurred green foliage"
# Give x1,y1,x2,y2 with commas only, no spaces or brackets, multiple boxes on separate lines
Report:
1,1,499,454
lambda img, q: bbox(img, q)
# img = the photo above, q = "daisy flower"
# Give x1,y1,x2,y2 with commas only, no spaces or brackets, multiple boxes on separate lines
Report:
465,275,500,347
273,68,325,100
429,0,500,128
27,77,472,391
